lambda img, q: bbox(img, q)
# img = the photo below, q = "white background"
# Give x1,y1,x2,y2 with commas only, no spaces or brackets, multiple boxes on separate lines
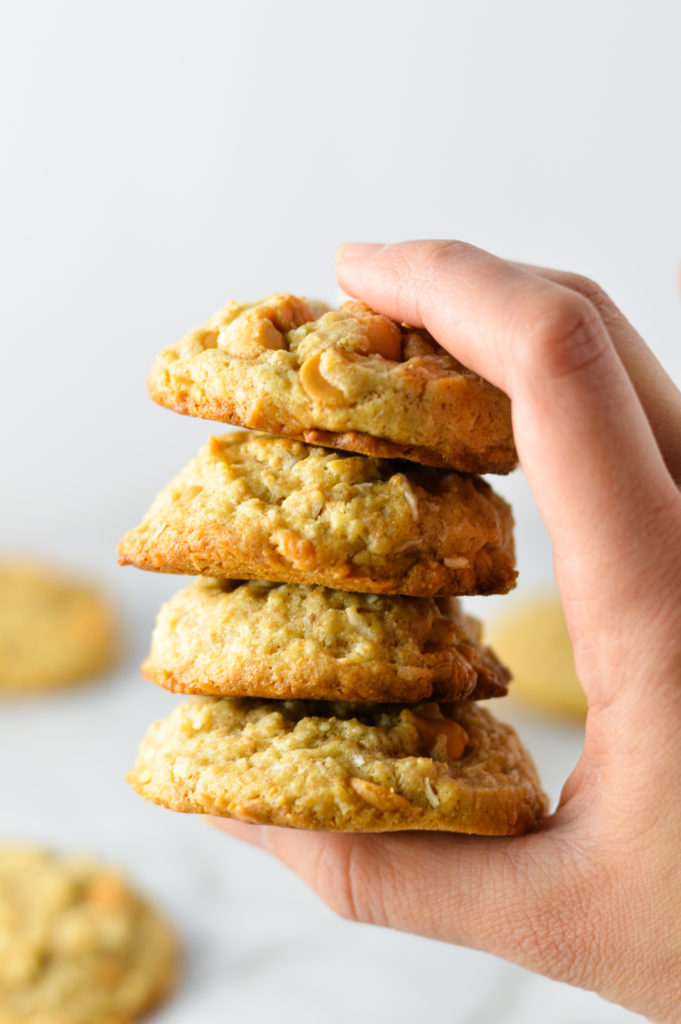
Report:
1,0,679,1020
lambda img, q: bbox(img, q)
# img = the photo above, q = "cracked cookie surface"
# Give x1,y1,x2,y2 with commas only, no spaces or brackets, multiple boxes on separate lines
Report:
147,295,516,474
118,432,516,597
0,847,178,1024
128,698,547,834
143,578,511,703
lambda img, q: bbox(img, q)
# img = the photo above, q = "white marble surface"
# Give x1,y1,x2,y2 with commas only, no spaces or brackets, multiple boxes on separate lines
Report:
0,543,647,1024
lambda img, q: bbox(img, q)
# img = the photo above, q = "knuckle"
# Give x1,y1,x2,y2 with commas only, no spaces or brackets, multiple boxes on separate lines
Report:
522,288,609,380
557,270,610,310
421,238,467,265
308,837,384,925
417,239,474,281
557,272,629,336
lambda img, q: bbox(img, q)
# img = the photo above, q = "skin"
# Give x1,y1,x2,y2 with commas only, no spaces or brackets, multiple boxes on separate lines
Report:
214,241,681,1022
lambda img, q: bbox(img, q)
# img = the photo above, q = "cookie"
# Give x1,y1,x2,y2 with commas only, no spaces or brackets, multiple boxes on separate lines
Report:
128,697,547,835
147,295,516,474
0,562,116,695
142,578,511,703
0,846,178,1024
491,591,587,720
118,432,516,597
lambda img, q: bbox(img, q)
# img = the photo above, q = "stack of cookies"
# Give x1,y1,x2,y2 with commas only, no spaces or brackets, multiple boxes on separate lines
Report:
120,296,547,835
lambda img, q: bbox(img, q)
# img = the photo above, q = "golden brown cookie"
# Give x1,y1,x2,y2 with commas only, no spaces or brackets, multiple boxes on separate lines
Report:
128,697,547,835
491,591,587,720
118,432,516,597
0,846,178,1024
0,561,116,695
142,578,511,703
147,295,516,474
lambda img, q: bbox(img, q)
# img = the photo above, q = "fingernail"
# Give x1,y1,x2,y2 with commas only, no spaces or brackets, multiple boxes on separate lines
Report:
336,242,384,261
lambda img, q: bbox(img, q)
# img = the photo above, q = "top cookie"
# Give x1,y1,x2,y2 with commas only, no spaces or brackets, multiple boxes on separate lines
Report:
147,295,516,474
0,561,116,695
0,846,178,1024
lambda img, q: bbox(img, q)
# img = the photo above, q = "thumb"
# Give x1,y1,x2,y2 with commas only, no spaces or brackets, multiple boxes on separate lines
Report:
214,819,604,990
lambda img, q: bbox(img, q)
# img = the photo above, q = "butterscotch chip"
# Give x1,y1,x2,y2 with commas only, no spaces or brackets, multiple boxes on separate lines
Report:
147,295,516,474
298,351,348,405
118,433,516,598
0,562,116,695
128,698,547,835
142,578,511,703
0,847,178,1024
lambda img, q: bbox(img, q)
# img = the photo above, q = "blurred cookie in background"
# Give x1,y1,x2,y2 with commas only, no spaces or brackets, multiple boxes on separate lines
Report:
489,590,587,721
0,560,117,695
0,846,178,1023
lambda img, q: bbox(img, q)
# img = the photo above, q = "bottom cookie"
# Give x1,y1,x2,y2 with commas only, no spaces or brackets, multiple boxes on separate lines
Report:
128,697,547,835
0,846,178,1024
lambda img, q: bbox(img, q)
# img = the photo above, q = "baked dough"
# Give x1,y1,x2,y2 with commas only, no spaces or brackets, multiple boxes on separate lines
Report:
118,432,516,597
146,295,516,474
128,697,547,835
143,578,511,703
0,562,116,695
0,846,178,1023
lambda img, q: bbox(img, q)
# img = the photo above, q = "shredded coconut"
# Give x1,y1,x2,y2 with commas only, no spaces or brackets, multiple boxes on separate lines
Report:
444,556,469,569
400,477,419,520
394,539,423,554
424,777,440,808
345,606,376,640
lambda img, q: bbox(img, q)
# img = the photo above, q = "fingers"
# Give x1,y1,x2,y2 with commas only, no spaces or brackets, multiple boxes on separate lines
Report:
513,262,681,484
214,817,526,938
336,242,681,621
213,818,605,991
208,817,266,846
336,241,606,394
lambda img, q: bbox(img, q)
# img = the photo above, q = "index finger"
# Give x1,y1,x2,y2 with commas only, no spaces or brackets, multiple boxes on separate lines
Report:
512,260,681,484
336,241,681,612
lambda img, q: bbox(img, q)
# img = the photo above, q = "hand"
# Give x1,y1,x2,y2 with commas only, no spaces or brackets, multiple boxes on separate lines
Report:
216,241,681,1022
